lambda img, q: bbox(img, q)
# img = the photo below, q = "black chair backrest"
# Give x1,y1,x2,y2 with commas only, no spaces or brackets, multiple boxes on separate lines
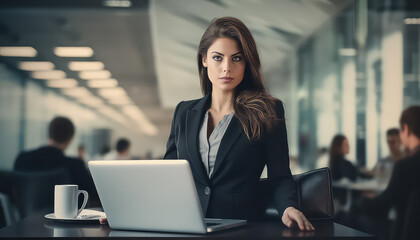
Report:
397,187,420,240
10,169,71,218
261,167,335,220
293,167,335,219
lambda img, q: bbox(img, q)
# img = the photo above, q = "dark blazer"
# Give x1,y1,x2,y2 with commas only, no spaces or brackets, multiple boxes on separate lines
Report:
164,94,298,220
331,156,371,182
331,156,358,181
361,147,420,240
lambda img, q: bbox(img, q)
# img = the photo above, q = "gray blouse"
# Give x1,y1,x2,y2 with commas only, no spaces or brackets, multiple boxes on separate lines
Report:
199,110,234,178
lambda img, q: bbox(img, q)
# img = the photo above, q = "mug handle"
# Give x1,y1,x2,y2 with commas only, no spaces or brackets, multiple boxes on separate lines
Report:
77,190,89,217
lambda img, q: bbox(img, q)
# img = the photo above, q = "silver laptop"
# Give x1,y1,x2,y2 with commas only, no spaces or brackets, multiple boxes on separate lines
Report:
88,160,246,234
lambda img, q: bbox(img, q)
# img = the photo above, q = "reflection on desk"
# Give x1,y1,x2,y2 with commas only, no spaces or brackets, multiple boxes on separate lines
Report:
0,210,374,239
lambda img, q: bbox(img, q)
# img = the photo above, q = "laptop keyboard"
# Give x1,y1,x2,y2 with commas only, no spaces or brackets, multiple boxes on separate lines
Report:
206,222,222,227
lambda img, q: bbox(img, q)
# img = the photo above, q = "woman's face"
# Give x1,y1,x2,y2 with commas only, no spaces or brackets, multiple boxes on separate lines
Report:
202,38,245,93
342,138,350,155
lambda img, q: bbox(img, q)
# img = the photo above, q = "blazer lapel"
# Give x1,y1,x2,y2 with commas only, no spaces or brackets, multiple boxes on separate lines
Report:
186,94,210,183
211,116,243,179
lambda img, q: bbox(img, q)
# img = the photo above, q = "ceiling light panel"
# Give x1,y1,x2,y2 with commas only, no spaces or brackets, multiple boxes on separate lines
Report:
339,48,356,56
79,70,111,79
32,70,66,80
54,47,94,57
18,61,54,71
98,87,127,97
78,97,104,106
68,61,105,71
87,78,118,88
108,98,132,105
0,46,37,57
62,87,92,97
47,78,78,88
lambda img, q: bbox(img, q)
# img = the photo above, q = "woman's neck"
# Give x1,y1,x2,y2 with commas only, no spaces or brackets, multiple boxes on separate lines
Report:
210,89,234,114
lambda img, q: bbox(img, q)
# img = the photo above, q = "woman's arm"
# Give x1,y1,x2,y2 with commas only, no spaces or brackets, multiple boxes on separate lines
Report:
164,102,183,159
265,101,314,231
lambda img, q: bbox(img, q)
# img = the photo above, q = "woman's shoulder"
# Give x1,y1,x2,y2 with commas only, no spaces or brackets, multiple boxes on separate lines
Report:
271,98,285,118
175,97,204,111
173,95,209,115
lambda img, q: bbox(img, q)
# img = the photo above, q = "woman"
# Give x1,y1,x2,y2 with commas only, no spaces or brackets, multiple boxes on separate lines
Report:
164,17,313,231
329,134,362,181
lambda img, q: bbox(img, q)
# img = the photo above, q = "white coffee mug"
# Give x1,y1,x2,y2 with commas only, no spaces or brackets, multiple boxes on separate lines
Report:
54,184,88,219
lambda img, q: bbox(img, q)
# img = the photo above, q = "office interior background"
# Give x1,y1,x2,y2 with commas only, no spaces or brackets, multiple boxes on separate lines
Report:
0,0,419,173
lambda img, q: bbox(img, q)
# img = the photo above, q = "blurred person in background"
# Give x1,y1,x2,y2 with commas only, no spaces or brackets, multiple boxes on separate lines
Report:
104,138,131,160
362,128,405,183
329,134,370,182
356,106,420,240
14,116,99,206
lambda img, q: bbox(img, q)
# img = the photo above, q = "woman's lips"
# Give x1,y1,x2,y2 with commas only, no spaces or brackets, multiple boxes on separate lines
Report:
220,77,234,83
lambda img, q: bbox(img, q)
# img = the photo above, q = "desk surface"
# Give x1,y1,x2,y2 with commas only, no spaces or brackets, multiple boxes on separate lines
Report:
0,211,373,239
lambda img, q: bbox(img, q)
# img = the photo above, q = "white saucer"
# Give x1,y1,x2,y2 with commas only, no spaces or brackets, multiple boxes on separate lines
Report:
45,209,106,222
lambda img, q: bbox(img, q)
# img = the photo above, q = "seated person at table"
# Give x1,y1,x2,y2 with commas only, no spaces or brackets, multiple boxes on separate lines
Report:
367,128,405,181
357,106,420,240
14,116,99,206
103,138,131,160
329,134,370,182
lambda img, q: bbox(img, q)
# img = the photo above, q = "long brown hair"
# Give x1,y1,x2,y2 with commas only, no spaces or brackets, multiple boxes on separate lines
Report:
197,17,278,141
329,134,347,171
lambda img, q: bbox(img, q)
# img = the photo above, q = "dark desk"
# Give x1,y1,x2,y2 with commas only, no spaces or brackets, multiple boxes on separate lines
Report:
0,211,373,239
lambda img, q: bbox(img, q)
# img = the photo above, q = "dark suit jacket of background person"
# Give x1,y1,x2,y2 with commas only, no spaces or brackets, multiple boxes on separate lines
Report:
331,156,372,182
360,147,420,240
331,156,358,181
164,94,298,221
14,146,99,205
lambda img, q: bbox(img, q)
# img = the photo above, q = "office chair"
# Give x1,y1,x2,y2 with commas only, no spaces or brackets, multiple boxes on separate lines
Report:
0,171,19,227
261,167,335,220
11,168,71,218
395,188,420,240
0,193,19,228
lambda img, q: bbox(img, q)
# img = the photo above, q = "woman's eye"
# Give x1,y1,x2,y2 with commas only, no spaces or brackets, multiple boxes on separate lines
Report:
213,56,222,61
232,56,241,62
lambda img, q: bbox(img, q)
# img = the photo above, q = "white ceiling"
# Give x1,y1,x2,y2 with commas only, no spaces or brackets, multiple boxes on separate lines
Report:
150,0,352,108
0,0,352,132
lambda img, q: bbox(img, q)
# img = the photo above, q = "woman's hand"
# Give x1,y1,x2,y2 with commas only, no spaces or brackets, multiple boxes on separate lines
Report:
282,207,315,231
99,218,108,225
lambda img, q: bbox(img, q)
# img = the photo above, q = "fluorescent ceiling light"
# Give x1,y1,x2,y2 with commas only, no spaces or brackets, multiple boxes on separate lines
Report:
87,78,118,88
102,95,131,100
404,18,420,24
122,105,158,136
18,61,54,71
339,48,356,56
54,47,94,57
32,70,66,80
68,61,105,71
47,78,78,88
78,97,104,106
98,87,127,97
108,98,132,105
0,47,37,57
98,107,127,125
79,70,111,80
62,87,91,97
104,0,132,7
